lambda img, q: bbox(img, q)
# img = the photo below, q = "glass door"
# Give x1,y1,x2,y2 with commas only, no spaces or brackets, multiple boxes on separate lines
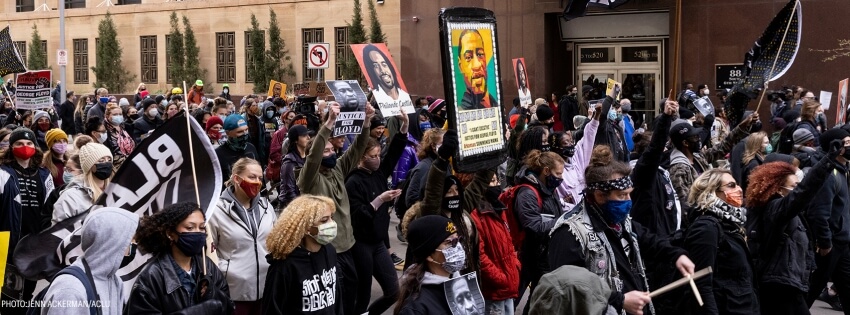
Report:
579,72,616,102
620,71,660,129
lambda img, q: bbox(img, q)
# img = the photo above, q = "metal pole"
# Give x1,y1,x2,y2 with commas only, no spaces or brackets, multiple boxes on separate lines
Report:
59,0,66,105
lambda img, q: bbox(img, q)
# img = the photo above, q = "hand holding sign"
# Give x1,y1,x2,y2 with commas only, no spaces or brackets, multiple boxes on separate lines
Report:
365,102,376,121
325,103,340,129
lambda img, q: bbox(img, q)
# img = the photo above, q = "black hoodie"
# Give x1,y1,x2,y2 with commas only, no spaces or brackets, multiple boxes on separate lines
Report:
262,245,341,315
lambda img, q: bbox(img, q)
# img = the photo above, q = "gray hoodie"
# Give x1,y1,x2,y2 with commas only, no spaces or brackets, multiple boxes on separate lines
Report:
42,208,139,315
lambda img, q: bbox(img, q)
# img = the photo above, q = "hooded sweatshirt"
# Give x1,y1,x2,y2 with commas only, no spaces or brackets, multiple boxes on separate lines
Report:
51,178,95,225
42,208,139,315
261,245,341,315
397,271,455,315
529,265,613,315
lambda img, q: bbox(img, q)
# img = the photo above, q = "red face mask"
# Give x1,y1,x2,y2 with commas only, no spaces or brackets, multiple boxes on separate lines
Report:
38,122,51,132
12,146,36,160
238,177,262,199
208,130,221,140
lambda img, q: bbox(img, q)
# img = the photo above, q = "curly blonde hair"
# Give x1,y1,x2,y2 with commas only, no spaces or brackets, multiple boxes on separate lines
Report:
266,195,336,260
688,168,732,210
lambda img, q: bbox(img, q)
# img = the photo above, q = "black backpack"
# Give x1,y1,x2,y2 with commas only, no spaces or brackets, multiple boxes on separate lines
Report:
28,261,100,315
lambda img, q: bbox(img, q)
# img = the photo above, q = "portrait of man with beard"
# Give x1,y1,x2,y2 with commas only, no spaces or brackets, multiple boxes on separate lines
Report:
363,44,409,102
457,29,499,110
327,80,366,112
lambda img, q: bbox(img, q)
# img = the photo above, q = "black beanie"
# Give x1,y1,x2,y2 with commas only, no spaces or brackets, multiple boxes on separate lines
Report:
443,175,465,199
370,117,385,130
536,105,555,122
8,128,36,146
820,128,850,152
406,215,456,262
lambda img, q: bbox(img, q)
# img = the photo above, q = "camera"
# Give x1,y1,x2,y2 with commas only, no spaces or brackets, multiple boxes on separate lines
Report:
766,90,789,103
294,95,318,116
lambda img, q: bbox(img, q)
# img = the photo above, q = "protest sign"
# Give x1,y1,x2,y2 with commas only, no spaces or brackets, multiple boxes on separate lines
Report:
443,272,486,315
292,82,330,99
820,91,833,111
351,43,414,117
14,70,51,110
267,80,287,99
512,58,532,107
606,78,622,100
837,79,849,126
327,80,367,136
439,7,507,173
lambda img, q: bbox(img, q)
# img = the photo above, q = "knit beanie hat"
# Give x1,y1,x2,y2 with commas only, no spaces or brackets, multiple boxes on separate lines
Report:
370,117,386,130
428,99,446,114
205,116,223,133
45,128,68,148
119,98,130,108
819,128,850,152
8,128,36,146
536,105,555,122
33,110,50,123
406,215,456,262
79,143,112,173
771,117,787,130
792,128,814,145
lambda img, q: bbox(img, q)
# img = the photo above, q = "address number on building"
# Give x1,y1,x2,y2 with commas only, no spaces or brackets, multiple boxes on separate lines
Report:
715,64,744,90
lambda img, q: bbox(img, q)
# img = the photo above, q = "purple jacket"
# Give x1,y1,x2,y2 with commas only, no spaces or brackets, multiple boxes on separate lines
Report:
392,133,419,188
556,119,599,213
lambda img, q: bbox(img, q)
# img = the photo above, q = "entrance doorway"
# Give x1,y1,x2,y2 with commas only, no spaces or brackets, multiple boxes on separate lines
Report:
576,42,663,128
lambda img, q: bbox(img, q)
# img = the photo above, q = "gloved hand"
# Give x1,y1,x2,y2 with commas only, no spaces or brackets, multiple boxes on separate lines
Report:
438,130,459,160
828,139,845,161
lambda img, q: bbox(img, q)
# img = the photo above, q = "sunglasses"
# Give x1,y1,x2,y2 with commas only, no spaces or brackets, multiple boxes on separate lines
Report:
442,237,463,248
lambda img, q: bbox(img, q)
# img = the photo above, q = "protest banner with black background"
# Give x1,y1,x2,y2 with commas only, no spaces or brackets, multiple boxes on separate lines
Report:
439,7,507,173
351,43,415,117
14,70,52,110
12,110,222,301
326,79,367,136
443,272,486,315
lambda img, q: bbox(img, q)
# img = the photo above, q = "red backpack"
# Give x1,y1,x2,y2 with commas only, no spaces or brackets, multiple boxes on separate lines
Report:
499,184,542,251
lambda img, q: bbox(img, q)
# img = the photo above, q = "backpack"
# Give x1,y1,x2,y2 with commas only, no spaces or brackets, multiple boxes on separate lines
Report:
28,262,100,315
499,184,541,251
777,121,816,154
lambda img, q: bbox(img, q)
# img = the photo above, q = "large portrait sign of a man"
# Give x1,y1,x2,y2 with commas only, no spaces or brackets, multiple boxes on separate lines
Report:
326,79,367,136
351,43,414,117
513,58,532,107
439,7,506,173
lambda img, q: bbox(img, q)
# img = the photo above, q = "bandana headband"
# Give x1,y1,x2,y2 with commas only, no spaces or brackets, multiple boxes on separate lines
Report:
586,176,633,192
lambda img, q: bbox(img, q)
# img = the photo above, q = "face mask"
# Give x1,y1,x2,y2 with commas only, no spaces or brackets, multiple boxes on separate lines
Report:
562,145,576,158
363,157,380,172
161,100,168,107
129,113,140,120
99,97,109,104
419,121,432,131
795,169,805,181
120,243,137,268
545,122,555,129
688,139,701,151
545,174,563,190
307,221,337,245
443,195,462,211
266,111,275,119
93,162,113,180
98,132,108,144
111,116,124,125
321,153,338,169
227,133,250,151
38,122,51,132
484,186,506,210
438,243,466,274
0,141,7,150
765,143,773,154
52,142,67,155
432,116,446,128
843,146,850,159
723,188,744,207
62,171,75,184
148,108,159,117
238,176,262,199
541,144,551,152
12,146,36,160
223,88,229,94
703,89,710,95
602,199,632,223
608,110,618,121
174,232,206,256
209,130,222,140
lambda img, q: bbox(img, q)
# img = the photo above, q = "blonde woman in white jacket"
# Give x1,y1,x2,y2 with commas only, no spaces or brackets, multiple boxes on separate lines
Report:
208,157,278,314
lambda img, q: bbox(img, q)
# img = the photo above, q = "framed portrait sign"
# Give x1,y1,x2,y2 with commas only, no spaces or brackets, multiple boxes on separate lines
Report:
439,7,507,173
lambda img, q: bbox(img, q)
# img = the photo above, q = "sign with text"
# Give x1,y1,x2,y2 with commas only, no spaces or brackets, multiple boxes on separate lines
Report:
15,70,52,110
838,79,849,126
292,82,330,98
326,80,367,136
605,78,622,100
715,64,744,90
512,58,532,106
308,43,330,69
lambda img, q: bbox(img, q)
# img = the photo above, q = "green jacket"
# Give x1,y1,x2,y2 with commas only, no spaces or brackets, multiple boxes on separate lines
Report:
297,123,370,253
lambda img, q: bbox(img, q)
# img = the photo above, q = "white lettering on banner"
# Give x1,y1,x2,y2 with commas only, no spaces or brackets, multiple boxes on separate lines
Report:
301,267,337,312
337,112,365,120
103,134,183,212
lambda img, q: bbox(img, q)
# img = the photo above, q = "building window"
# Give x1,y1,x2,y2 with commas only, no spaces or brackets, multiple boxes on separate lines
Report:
140,36,157,83
334,27,351,80
14,42,26,64
65,0,85,8
116,0,142,4
244,30,264,83
73,38,88,84
41,40,47,59
16,0,35,12
216,32,236,83
302,28,324,82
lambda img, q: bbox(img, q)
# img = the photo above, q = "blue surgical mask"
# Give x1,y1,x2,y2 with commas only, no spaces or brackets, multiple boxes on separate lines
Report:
62,171,75,184
99,97,109,104
765,143,773,154
419,121,432,131
608,110,618,121
603,199,632,223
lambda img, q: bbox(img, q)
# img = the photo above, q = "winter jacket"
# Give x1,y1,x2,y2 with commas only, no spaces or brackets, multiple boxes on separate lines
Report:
277,151,306,208
298,123,371,253
215,142,259,182
51,178,94,225
470,189,521,301
58,100,76,136
404,155,446,208
753,155,834,293
0,164,53,259
740,155,763,194
630,113,678,236
43,208,137,315
397,272,454,315
345,131,406,244
86,101,107,122
513,167,564,275
132,114,164,143
126,253,234,315
594,96,629,163
807,160,850,250
684,213,760,315
208,188,277,302
267,127,287,183
795,120,820,148
558,95,579,131
187,89,204,106
505,106,529,186
261,245,342,315
105,122,135,161
246,114,268,167
669,125,748,210
392,133,419,188
556,119,598,212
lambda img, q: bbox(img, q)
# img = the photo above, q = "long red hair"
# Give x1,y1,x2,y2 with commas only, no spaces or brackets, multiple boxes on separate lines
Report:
745,161,797,209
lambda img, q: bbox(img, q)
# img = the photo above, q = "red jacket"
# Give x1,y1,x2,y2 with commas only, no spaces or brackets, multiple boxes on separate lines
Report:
471,203,521,301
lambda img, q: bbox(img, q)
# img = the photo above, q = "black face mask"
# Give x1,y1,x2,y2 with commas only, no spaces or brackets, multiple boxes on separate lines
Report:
484,186,506,211
93,162,113,180
559,145,576,159
843,146,850,160
443,195,462,211
541,144,551,152
321,153,338,169
431,116,446,129
545,122,555,129
120,243,137,268
175,232,207,256
688,139,702,152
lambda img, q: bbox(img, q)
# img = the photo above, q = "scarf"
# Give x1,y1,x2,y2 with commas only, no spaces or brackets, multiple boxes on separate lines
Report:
706,199,746,225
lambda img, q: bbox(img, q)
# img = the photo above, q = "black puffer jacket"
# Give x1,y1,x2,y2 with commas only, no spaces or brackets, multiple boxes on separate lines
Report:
513,167,564,274
125,253,234,315
132,114,164,143
594,96,629,163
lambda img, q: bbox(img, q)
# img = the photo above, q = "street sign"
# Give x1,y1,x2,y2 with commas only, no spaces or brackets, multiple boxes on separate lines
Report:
57,49,68,66
308,43,330,69
715,64,744,90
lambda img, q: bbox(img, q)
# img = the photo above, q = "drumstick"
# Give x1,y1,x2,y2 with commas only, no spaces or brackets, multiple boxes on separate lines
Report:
688,274,703,306
648,267,712,298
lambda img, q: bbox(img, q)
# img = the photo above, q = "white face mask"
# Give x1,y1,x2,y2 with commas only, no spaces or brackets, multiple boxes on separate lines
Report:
703,89,710,95
148,108,158,117
98,132,108,144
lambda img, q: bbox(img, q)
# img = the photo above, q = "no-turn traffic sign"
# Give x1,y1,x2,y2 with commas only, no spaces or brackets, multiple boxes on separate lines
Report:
308,43,330,69
57,49,68,66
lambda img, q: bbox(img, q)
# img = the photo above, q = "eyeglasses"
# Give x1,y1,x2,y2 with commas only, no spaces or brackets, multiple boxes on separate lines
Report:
718,182,738,191
442,237,463,248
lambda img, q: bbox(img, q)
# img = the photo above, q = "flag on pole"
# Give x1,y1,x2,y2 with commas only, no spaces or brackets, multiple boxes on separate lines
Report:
0,26,26,77
563,0,630,20
732,0,802,97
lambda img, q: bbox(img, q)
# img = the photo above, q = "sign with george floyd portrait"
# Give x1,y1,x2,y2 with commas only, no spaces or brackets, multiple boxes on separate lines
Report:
326,79,367,136
439,7,507,173
351,43,415,117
